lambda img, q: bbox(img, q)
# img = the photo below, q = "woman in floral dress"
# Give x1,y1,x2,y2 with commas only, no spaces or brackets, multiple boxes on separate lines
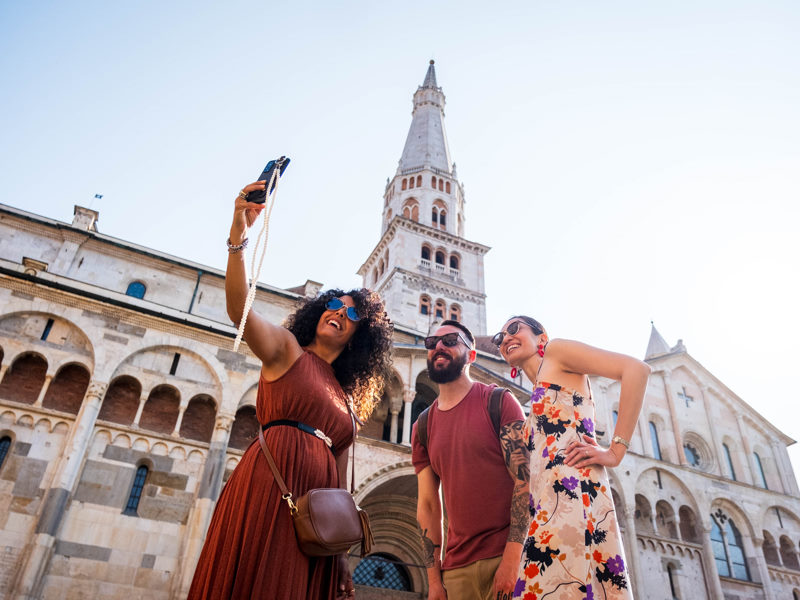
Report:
491,316,650,600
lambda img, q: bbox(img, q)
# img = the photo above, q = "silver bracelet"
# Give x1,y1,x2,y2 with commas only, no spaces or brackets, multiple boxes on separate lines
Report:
226,237,248,254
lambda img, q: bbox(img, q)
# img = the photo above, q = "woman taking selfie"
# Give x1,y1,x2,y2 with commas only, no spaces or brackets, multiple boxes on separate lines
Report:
492,316,649,600
189,180,393,599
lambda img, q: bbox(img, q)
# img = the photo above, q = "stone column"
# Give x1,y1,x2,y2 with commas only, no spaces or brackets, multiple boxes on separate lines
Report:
12,380,108,600
752,537,776,600
700,386,722,473
661,370,686,465
132,391,148,426
700,525,725,599
623,507,645,598
389,407,400,444
736,414,758,485
172,404,187,437
769,440,791,495
176,413,234,599
32,374,53,407
401,387,415,446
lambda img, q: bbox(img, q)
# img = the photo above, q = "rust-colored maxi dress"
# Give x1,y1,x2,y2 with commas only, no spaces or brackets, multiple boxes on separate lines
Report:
189,350,355,599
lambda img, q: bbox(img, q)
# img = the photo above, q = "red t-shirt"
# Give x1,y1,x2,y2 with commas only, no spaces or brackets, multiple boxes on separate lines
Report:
411,382,524,570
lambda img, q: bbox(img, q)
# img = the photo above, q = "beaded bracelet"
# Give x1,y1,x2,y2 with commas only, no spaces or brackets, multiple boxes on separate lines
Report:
226,237,249,254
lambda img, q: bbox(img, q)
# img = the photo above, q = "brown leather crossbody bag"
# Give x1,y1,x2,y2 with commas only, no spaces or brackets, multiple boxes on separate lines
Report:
257,409,373,557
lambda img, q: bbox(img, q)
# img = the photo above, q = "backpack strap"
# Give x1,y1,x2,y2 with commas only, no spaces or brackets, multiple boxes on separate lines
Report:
489,386,508,436
416,405,432,450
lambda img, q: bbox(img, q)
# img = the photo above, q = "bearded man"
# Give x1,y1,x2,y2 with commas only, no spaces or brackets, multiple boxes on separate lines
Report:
412,320,529,600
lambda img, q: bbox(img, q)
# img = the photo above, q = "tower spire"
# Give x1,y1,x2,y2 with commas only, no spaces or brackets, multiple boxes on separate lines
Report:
422,59,438,88
397,61,452,174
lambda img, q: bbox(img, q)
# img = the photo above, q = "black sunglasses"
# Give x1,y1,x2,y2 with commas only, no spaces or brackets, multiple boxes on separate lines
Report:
424,332,472,350
325,298,361,322
491,321,530,347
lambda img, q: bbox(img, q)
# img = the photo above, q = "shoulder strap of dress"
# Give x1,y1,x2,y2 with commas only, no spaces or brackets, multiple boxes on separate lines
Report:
585,375,593,400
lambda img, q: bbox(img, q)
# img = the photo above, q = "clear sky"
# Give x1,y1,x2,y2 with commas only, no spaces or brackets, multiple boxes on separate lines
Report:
2,2,799,474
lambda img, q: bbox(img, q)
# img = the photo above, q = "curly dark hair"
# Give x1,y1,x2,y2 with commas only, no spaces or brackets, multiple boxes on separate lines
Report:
285,288,393,422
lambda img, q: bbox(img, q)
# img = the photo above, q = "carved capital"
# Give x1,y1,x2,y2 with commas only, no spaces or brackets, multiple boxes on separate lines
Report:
403,387,416,404
215,414,235,432
86,381,108,399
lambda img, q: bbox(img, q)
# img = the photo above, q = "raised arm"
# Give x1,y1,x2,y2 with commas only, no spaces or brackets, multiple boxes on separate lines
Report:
227,182,302,378
552,339,651,468
494,418,530,598
416,466,447,600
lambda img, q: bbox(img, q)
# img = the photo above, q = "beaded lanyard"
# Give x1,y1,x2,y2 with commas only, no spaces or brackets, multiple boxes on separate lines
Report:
232,166,282,352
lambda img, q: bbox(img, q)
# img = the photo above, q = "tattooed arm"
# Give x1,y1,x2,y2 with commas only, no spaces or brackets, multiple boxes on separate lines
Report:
416,466,447,600
493,418,531,597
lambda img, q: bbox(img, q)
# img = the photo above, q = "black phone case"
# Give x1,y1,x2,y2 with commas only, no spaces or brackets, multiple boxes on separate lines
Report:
246,156,290,204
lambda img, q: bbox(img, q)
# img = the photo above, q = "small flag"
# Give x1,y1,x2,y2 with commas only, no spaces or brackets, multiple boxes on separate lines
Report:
94,194,103,199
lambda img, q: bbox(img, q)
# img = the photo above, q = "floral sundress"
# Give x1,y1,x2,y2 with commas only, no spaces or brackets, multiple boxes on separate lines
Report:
513,379,633,600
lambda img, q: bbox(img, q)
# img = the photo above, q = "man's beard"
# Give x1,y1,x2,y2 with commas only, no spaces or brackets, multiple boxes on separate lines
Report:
427,352,468,384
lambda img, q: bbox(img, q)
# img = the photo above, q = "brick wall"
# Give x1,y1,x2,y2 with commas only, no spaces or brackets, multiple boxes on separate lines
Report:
229,406,258,450
139,385,179,434
42,363,91,414
0,353,47,404
98,376,141,424
179,395,216,443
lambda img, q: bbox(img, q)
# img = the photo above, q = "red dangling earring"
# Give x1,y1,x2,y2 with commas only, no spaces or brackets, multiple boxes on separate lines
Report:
537,343,545,357
510,367,518,379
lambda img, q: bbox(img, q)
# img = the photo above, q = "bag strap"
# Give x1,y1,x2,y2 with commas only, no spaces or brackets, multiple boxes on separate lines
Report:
489,386,507,436
258,428,298,514
416,405,431,449
344,400,357,495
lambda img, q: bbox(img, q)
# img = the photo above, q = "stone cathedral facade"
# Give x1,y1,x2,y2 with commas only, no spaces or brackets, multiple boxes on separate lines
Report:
1,62,800,600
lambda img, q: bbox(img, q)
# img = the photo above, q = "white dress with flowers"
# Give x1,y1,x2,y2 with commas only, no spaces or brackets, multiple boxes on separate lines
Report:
513,381,633,600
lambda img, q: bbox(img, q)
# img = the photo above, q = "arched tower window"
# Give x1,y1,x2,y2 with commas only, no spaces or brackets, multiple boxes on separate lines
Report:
649,421,662,460
446,181,451,194
666,564,679,599
432,199,447,230
449,255,460,272
449,304,461,322
409,177,415,189
723,443,737,481
711,512,750,581
435,251,445,265
421,245,431,263
0,436,11,471
229,405,259,450
126,281,146,299
431,176,436,188
416,175,422,187
434,300,445,320
124,464,149,516
754,452,768,489
438,179,443,191
402,199,419,222
420,295,431,315
401,178,407,191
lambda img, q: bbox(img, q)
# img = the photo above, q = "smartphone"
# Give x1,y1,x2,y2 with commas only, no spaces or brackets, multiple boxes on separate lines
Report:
246,156,291,204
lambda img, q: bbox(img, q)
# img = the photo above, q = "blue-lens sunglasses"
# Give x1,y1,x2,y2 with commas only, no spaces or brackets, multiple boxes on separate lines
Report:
325,298,361,322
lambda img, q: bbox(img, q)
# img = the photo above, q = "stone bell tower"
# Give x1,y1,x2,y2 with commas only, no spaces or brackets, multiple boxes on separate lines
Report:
358,61,489,335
